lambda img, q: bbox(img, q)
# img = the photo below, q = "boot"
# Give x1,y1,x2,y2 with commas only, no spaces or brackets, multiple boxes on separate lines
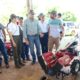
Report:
14,59,21,69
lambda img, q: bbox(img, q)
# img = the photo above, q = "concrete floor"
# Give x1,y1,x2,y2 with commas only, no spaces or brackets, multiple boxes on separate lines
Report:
0,60,80,80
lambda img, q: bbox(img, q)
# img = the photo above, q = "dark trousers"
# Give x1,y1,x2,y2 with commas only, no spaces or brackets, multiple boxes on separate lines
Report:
21,43,29,60
12,36,22,66
0,39,8,65
27,35,41,62
40,32,48,53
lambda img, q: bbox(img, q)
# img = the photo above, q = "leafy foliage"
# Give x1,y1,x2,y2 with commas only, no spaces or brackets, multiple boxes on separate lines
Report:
47,7,77,22
62,12,77,22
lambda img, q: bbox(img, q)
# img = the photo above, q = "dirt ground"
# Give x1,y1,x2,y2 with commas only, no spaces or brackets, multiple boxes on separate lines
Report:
0,60,80,80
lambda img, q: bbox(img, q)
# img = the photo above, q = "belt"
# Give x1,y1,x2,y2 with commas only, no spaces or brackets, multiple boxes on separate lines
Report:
42,32,48,34
27,34,38,36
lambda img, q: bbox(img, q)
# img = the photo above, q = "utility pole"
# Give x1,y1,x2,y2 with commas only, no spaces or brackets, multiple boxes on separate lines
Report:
26,0,33,13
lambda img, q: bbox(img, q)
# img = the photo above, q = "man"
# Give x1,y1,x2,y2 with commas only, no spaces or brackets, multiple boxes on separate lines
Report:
48,11,64,52
19,17,30,63
23,10,42,65
8,14,24,68
38,13,48,53
0,23,9,68
58,13,64,40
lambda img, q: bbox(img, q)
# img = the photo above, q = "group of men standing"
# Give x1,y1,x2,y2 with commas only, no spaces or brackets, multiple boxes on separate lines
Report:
0,10,64,71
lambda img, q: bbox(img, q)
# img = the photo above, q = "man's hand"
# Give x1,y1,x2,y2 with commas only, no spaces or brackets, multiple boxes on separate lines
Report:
40,33,44,38
13,41,16,47
61,32,64,37
4,37,6,42
25,38,29,45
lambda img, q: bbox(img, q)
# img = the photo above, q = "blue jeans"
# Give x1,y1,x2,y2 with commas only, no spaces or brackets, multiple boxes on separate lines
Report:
27,35,41,62
21,43,29,60
0,39,8,65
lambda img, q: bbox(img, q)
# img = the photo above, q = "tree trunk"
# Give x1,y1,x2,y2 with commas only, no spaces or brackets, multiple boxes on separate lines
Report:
26,0,33,13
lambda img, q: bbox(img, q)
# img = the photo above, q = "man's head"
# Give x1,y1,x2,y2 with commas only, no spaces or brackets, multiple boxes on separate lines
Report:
58,13,62,18
28,10,35,19
50,11,57,19
19,17,23,26
10,14,17,23
38,13,45,21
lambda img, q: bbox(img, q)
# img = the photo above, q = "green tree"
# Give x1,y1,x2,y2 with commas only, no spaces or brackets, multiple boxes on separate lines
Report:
62,12,77,22
0,15,9,26
48,6,59,13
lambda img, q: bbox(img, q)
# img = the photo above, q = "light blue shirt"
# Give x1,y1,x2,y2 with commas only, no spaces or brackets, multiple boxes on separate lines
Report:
0,24,4,42
23,19,42,38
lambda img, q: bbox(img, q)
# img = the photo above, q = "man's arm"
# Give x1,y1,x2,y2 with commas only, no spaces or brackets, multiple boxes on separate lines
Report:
7,25,16,47
61,25,64,32
23,20,29,45
8,31,16,47
0,24,6,41
2,29,6,41
59,20,64,34
37,21,44,37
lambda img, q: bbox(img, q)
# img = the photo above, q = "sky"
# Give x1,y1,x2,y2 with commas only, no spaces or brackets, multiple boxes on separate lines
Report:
0,0,26,15
33,0,80,20
0,0,80,21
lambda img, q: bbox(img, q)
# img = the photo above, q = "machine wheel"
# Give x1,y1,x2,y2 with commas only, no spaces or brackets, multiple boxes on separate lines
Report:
71,60,80,75
40,76,47,80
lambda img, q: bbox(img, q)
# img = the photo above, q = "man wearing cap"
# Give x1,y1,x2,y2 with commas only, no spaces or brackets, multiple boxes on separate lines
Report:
8,14,24,68
38,13,48,53
23,10,42,65
48,11,64,51
0,23,9,68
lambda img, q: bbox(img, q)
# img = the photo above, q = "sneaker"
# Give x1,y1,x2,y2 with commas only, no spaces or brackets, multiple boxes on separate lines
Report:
19,63,25,66
6,64,9,68
0,69,2,73
15,65,21,69
26,58,31,61
31,61,36,65
23,60,26,63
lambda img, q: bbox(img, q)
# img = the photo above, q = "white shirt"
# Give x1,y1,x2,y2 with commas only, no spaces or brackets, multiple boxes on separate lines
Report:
8,22,20,36
49,25,60,38
39,21,48,33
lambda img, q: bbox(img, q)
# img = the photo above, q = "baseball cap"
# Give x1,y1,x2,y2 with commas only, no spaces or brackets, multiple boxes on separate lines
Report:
50,10,57,15
10,14,16,20
38,13,45,17
28,10,35,15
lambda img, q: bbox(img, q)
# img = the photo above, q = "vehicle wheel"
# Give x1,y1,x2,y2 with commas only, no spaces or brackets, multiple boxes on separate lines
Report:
71,60,80,75
40,76,47,80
